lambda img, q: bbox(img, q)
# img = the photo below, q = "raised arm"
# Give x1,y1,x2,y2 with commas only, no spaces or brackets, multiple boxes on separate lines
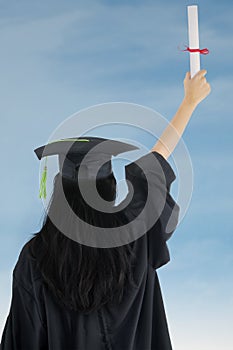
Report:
151,70,211,160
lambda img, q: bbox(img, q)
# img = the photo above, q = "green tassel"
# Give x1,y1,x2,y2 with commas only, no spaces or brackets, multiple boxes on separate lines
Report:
38,139,89,200
39,157,48,199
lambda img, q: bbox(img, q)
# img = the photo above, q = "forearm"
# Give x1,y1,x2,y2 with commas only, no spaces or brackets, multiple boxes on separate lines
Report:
151,98,197,160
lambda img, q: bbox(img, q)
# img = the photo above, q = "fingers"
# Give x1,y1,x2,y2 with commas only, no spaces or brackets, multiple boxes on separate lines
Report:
184,69,207,81
206,82,211,92
201,76,207,83
195,69,207,78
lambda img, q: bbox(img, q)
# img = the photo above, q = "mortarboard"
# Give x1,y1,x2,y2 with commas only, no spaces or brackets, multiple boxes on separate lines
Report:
34,136,139,199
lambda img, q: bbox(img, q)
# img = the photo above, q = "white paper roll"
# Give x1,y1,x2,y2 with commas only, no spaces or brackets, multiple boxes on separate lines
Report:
187,5,200,78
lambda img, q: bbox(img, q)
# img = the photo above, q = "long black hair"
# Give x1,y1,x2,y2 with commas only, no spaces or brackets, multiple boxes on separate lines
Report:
29,171,138,315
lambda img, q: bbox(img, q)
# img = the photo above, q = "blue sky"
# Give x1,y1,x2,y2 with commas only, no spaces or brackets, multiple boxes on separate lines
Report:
0,0,233,348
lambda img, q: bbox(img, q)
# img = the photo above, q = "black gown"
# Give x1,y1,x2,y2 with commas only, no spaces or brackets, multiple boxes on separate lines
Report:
0,151,180,350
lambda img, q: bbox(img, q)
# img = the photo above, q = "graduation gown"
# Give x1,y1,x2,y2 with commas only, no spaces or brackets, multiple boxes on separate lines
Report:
0,151,180,350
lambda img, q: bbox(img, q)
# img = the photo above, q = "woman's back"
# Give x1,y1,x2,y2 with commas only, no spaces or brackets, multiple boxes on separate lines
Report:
1,149,179,350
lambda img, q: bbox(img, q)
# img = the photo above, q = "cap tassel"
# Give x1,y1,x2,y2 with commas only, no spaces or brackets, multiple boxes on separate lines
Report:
39,157,48,199
37,139,90,200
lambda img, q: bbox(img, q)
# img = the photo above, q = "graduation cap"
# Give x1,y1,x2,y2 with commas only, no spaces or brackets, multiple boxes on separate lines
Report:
34,136,139,199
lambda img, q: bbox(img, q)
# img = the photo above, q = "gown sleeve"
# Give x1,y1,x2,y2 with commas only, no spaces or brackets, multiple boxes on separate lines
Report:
124,151,180,270
0,274,47,350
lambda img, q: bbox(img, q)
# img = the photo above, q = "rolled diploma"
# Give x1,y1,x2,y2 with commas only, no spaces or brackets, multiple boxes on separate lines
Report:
187,5,200,78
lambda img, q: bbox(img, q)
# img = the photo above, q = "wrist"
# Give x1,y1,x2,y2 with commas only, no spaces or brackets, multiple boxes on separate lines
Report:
182,97,198,110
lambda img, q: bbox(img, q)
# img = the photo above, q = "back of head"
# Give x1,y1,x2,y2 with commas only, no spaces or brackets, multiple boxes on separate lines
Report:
30,171,138,314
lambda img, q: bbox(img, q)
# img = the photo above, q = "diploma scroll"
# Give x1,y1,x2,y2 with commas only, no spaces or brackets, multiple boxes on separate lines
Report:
187,5,200,79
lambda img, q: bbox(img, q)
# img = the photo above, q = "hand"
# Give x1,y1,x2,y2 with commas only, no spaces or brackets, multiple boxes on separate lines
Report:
183,69,211,107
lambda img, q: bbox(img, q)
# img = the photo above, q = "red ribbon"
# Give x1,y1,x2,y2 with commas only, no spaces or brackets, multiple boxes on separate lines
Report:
181,45,209,55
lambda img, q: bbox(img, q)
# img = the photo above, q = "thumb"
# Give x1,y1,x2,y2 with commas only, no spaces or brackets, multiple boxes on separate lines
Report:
183,72,190,83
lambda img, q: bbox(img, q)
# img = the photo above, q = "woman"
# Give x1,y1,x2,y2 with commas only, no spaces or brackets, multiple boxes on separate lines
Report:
0,70,211,349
